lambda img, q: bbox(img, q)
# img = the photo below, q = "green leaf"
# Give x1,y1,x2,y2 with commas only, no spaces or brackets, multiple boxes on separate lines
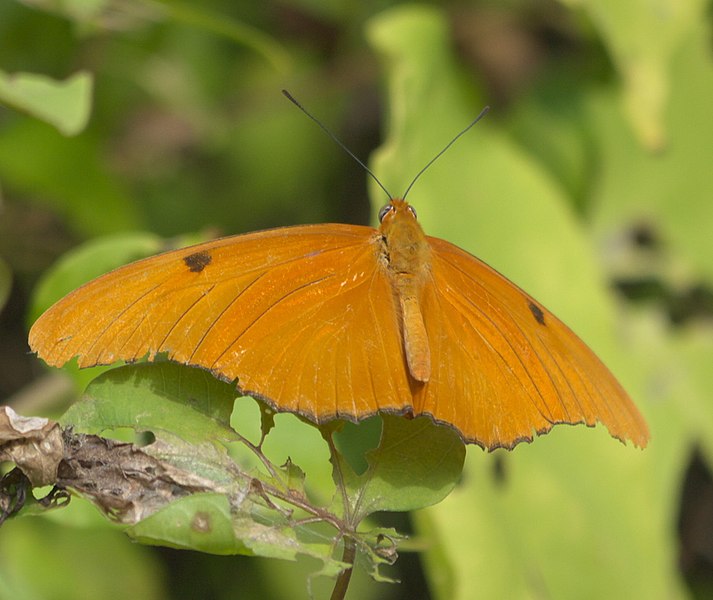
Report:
127,493,250,555
63,363,247,500
343,416,465,520
279,458,307,496
590,23,713,282
0,70,92,136
60,363,348,571
61,362,237,442
557,0,706,149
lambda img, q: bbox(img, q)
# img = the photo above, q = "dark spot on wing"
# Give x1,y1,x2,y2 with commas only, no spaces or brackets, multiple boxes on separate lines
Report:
528,301,546,325
184,251,212,273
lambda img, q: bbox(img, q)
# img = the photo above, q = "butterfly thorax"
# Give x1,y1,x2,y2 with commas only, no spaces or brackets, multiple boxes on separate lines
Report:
378,199,432,383
378,199,431,275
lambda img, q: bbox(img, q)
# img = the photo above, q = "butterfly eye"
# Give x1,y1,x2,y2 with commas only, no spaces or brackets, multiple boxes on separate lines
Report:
378,204,393,222
407,205,417,219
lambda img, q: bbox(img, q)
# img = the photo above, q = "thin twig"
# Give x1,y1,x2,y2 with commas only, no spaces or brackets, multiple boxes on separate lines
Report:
222,458,344,531
230,427,286,487
324,430,351,523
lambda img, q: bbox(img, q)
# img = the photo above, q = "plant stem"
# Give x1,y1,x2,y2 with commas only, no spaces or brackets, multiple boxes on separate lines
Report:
324,430,351,522
232,429,284,485
330,536,356,600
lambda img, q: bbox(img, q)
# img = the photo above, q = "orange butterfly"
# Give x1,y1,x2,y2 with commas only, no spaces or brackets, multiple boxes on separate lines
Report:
28,98,648,451
28,196,648,450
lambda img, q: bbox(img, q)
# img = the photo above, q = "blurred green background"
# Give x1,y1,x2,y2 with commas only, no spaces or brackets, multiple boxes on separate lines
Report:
1,0,713,598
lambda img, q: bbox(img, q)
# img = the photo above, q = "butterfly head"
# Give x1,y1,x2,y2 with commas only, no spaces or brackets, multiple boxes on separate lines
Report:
378,199,418,226
377,199,428,254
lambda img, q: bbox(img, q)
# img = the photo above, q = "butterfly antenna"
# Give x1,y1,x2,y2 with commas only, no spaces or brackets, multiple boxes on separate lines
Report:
402,105,490,200
282,90,393,201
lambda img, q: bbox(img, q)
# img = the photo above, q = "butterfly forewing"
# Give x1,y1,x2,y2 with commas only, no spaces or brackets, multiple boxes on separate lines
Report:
29,224,414,421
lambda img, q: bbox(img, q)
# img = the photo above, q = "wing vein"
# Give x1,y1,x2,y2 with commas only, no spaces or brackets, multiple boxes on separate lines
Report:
82,280,166,361
436,259,560,422
211,274,335,370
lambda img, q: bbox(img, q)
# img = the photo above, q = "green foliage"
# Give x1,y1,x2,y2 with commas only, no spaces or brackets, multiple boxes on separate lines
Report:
337,415,465,517
367,4,705,599
0,121,143,236
559,0,706,149
0,516,165,600
154,0,292,72
56,362,464,581
0,70,92,136
3,0,711,598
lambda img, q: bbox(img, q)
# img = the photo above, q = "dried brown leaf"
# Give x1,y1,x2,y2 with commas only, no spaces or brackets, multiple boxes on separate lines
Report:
0,405,63,486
